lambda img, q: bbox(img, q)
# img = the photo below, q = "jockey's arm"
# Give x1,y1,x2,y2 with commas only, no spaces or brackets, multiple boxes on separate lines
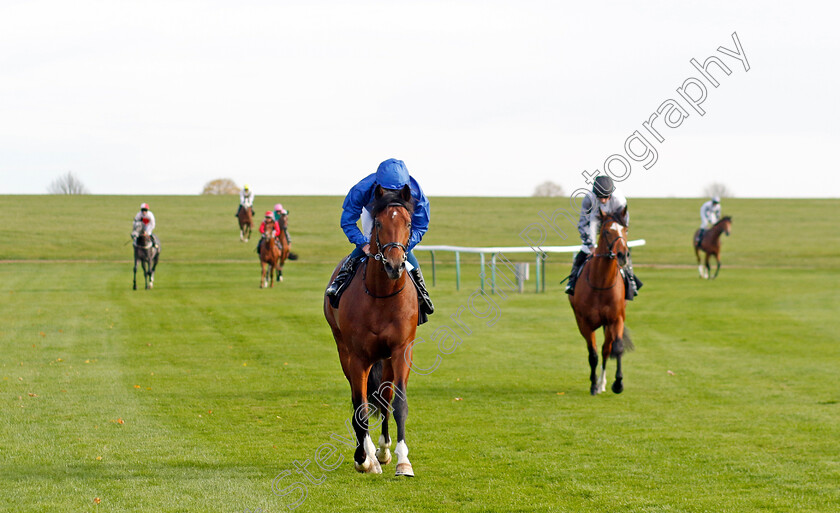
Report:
340,184,370,248
407,182,430,251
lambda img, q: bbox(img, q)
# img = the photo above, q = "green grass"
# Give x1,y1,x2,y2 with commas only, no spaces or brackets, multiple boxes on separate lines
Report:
0,195,838,512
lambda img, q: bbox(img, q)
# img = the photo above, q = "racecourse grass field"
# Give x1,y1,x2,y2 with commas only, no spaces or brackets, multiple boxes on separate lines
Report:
1,195,839,513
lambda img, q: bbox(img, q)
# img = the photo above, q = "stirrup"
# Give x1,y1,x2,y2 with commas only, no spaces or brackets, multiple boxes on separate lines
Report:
326,257,360,307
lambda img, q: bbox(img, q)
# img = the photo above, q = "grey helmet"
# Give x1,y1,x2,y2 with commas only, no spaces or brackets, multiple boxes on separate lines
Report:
593,176,614,198
712,196,720,204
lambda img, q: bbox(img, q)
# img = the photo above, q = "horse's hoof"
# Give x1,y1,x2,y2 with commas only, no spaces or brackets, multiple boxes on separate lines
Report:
590,387,598,396
612,381,624,394
369,458,382,474
354,458,371,473
376,448,392,465
395,463,414,477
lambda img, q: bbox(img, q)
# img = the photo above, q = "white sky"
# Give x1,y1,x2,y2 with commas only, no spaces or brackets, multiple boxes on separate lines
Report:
1,0,837,197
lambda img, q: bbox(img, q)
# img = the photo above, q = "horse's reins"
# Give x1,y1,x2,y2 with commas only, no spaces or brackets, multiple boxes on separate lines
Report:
363,202,410,299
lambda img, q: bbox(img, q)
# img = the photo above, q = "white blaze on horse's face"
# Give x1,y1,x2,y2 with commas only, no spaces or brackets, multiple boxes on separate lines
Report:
609,223,624,236
377,206,411,280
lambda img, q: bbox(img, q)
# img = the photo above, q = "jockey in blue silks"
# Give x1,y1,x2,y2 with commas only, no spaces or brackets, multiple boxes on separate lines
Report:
325,158,434,324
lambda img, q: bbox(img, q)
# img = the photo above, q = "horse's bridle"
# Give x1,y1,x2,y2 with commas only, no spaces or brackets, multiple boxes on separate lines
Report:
593,232,626,260
363,202,410,299
133,234,152,250
371,203,409,265
587,224,627,290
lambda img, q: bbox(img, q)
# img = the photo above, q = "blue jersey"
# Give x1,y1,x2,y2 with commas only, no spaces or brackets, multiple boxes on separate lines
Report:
340,173,430,251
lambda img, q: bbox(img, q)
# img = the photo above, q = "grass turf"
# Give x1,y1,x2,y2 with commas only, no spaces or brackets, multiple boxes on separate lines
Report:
0,195,838,512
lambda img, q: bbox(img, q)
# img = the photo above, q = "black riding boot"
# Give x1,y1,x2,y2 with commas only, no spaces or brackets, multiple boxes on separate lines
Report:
255,239,262,254
325,256,362,308
409,267,434,325
623,252,642,301
565,251,588,295
235,205,241,218
695,228,705,248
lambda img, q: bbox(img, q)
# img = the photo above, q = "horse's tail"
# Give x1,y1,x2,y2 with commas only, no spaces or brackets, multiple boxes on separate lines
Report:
367,360,383,400
367,360,384,415
610,326,635,358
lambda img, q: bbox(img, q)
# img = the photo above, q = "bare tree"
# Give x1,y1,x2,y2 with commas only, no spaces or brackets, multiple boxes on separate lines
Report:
202,178,240,195
47,171,89,194
532,181,566,197
703,182,734,198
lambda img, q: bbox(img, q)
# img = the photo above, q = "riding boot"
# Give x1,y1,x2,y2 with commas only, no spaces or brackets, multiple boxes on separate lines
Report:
151,234,160,249
284,229,292,244
255,239,262,254
409,267,434,325
623,253,642,300
235,205,241,218
695,228,705,248
325,256,362,308
565,251,588,295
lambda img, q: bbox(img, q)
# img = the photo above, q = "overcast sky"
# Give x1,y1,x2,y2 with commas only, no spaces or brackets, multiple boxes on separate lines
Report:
1,0,837,197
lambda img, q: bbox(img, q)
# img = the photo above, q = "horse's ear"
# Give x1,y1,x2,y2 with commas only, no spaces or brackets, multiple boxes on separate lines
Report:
400,184,412,203
374,185,384,199
599,208,608,220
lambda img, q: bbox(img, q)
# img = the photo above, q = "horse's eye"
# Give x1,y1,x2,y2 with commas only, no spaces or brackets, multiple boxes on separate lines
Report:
407,222,411,230
375,221,381,228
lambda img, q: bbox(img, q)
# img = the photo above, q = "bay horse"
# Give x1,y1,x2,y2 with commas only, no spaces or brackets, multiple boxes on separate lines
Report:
694,216,732,279
132,221,159,290
569,208,634,395
259,226,282,288
324,185,418,477
273,214,291,282
238,206,253,242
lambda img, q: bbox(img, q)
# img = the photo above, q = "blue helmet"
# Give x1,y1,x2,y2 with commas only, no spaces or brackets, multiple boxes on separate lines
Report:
375,159,410,190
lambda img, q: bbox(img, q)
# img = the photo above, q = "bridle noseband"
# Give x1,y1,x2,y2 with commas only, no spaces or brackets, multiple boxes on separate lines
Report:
594,232,626,260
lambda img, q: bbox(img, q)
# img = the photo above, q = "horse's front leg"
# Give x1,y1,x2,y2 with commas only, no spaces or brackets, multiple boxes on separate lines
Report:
260,261,266,288
703,253,712,280
349,360,381,474
579,326,600,395
712,253,721,279
605,321,625,394
141,257,150,289
133,256,138,290
391,345,414,477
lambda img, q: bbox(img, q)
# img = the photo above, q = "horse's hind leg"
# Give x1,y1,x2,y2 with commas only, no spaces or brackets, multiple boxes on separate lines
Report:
133,257,138,290
373,359,395,465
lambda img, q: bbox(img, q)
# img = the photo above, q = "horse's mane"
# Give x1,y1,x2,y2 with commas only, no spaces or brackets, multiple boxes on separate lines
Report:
371,188,415,218
720,215,732,223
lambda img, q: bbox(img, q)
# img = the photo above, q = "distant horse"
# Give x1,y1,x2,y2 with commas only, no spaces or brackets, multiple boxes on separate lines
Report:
273,214,291,282
569,209,634,395
694,216,732,279
238,206,253,242
324,185,418,477
259,227,282,288
132,221,159,290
